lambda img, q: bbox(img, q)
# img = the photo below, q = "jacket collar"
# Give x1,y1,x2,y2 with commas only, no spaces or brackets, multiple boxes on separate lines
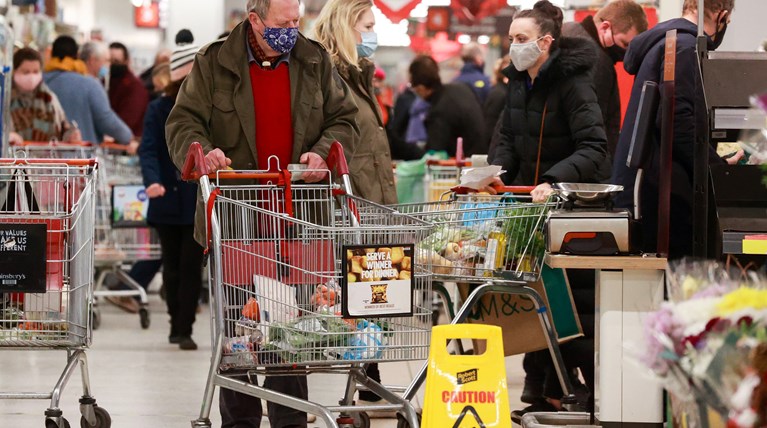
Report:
342,59,384,126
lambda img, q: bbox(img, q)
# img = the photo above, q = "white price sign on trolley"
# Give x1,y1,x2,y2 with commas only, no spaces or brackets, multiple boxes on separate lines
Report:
342,244,415,318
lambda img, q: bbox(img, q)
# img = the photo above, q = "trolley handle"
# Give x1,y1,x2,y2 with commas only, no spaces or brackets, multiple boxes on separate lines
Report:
13,140,94,147
325,141,349,176
0,158,97,167
100,141,134,152
426,159,472,167
181,142,291,183
451,184,536,195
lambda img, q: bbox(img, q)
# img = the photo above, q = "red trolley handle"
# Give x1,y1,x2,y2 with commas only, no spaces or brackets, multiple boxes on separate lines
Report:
451,184,536,195
100,141,135,152
0,158,97,167
325,141,349,177
181,142,292,184
426,159,473,167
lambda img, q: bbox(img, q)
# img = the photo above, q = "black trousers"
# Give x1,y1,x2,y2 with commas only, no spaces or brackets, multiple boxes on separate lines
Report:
220,375,308,428
155,224,204,337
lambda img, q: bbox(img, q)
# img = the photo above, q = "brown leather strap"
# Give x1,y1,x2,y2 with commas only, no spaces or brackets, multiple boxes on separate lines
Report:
534,102,548,185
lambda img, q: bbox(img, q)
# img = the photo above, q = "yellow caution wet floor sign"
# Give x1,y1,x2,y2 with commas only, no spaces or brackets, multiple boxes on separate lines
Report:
422,324,511,428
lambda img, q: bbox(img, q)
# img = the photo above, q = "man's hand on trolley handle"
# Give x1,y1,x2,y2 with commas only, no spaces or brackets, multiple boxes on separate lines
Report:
204,148,233,172
203,149,328,183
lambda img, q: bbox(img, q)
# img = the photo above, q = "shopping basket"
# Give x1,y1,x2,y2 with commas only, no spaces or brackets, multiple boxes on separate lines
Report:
182,142,433,428
386,185,579,418
0,156,111,428
93,142,161,330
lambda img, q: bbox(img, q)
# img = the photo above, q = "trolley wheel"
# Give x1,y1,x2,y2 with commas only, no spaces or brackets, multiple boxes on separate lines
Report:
355,411,370,428
396,412,421,428
139,308,150,329
45,418,70,428
80,406,111,428
92,310,101,331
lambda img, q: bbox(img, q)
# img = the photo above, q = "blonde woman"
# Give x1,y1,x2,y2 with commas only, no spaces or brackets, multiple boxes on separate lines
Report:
312,0,397,206
312,0,397,416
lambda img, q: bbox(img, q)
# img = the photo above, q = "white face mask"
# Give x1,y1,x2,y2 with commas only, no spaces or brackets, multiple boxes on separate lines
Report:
509,37,544,71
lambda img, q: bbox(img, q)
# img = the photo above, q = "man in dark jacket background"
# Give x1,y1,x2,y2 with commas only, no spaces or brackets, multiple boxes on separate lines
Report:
454,42,491,104
562,0,648,159
409,55,486,156
611,0,742,259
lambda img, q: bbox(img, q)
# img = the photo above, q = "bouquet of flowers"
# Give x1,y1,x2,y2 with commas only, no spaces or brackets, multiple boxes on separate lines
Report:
642,260,767,427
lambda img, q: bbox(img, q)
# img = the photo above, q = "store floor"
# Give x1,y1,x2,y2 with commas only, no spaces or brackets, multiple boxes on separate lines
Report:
0,293,526,427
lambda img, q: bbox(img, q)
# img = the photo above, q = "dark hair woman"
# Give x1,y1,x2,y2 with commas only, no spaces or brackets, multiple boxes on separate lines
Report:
492,0,608,202
491,0,607,419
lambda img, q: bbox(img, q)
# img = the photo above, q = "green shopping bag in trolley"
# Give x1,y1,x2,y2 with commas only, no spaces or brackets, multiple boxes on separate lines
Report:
422,324,511,428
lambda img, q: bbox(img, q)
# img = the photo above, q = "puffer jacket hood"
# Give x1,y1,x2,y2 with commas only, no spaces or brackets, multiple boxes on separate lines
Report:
624,18,715,75
504,36,598,83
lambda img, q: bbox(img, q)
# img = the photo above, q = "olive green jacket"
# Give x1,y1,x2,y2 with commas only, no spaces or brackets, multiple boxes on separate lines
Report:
341,60,398,205
166,21,360,244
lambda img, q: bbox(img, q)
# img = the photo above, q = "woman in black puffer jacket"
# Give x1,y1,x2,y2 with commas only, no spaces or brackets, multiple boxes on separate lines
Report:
493,3,608,200
492,0,607,419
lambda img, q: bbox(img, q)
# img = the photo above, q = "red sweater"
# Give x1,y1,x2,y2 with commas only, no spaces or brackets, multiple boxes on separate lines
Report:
108,71,149,136
249,62,293,172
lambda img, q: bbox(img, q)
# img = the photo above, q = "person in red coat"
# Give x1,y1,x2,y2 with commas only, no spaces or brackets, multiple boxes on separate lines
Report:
108,42,150,137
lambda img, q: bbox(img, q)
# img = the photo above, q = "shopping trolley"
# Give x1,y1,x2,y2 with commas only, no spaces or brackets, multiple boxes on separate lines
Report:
389,185,578,426
182,142,433,428
423,159,472,202
0,156,110,428
93,142,161,329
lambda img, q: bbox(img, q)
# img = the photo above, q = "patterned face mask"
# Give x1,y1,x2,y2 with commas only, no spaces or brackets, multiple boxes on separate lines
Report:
262,26,299,54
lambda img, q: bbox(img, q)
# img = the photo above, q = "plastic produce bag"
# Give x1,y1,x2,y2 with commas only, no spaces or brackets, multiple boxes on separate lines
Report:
395,151,448,204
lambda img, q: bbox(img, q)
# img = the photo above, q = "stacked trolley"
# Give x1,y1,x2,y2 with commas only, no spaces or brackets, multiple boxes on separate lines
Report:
183,142,433,428
0,155,110,428
391,185,578,426
92,142,161,329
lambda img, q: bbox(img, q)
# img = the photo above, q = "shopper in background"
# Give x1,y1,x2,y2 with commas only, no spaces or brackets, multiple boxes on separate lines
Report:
484,55,510,160
165,0,359,425
408,55,486,156
108,42,150,137
562,0,648,159
138,44,203,351
312,0,397,205
10,47,80,143
611,0,741,259
79,41,110,83
373,67,391,126
385,86,425,161
139,49,172,101
490,1,607,419
150,62,171,94
454,42,491,104
44,36,137,151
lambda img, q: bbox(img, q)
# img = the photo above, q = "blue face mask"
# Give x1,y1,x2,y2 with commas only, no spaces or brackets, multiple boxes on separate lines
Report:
261,26,299,55
357,31,378,58
98,65,109,79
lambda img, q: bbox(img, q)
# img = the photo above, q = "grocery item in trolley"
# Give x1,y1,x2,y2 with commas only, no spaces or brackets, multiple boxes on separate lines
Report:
400,187,555,283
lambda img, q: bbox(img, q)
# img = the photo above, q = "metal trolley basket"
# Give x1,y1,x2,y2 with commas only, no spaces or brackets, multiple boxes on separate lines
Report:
93,143,161,330
388,185,579,424
0,156,111,428
183,142,434,428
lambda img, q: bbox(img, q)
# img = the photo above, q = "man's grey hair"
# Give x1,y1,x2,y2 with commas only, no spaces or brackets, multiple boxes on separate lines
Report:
247,0,270,18
461,42,484,64
80,41,108,62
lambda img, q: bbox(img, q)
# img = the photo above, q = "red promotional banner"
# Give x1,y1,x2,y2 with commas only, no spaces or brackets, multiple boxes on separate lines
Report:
374,0,421,23
450,0,508,24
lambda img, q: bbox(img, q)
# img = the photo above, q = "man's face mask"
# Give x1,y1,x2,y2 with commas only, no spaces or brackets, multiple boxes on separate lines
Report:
602,23,626,63
710,10,729,50
257,14,298,54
